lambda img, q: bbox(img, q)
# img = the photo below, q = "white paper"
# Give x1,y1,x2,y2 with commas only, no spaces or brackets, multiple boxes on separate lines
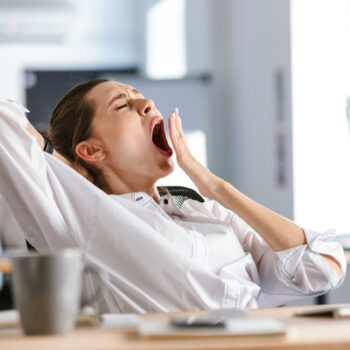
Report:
100,313,140,328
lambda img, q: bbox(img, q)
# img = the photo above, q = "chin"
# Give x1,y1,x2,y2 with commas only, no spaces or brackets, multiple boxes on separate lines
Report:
157,158,174,178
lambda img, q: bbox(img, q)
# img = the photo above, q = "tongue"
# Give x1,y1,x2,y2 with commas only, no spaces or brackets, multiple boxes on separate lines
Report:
155,146,173,157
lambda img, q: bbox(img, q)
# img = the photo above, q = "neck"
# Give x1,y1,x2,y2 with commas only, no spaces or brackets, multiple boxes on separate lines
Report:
100,169,161,204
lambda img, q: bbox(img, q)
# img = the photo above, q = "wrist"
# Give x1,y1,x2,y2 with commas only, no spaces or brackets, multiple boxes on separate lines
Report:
43,136,54,154
26,122,45,149
207,176,226,200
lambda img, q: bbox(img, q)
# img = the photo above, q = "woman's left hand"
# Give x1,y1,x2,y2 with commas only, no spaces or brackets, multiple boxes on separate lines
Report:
168,108,222,198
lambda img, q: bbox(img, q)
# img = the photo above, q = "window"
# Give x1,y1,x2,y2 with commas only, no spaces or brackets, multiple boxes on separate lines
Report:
146,0,186,79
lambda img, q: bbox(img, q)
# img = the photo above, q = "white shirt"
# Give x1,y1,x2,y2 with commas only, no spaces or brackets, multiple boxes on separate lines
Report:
0,195,27,250
0,99,346,314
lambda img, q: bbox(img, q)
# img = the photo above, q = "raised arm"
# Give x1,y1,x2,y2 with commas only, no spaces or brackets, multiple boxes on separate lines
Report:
169,109,342,276
26,119,93,180
26,121,73,167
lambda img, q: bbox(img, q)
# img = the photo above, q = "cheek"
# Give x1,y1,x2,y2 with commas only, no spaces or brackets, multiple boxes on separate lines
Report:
106,126,149,160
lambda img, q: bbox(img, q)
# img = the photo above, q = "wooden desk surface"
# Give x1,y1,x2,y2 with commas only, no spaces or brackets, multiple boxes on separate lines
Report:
1,304,350,350
0,260,11,274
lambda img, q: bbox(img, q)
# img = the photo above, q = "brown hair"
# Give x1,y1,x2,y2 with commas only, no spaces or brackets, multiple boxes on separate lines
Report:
48,78,108,188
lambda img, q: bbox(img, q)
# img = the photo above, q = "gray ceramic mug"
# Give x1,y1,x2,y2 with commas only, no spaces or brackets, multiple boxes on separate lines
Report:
11,249,98,335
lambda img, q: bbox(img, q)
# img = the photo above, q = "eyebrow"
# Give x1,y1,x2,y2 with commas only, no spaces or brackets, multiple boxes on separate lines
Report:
108,93,128,108
107,89,142,108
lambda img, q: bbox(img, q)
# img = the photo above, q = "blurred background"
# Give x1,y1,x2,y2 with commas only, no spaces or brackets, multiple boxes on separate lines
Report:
1,0,350,307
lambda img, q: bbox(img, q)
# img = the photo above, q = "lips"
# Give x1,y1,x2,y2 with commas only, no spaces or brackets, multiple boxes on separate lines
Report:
150,117,173,157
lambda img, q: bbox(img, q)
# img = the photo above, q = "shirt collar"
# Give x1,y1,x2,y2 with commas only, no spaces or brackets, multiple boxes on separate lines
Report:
110,191,184,216
114,192,152,204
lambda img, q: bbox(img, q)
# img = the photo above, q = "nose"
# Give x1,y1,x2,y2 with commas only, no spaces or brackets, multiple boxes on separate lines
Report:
137,99,155,116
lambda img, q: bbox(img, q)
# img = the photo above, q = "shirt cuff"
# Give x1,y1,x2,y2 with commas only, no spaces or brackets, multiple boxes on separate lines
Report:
279,228,346,291
304,228,347,285
0,98,29,129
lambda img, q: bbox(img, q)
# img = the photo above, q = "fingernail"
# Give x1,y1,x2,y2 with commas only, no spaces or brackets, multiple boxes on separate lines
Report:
175,107,179,114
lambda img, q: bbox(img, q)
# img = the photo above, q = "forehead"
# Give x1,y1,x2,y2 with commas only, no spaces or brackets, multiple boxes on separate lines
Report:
87,81,133,103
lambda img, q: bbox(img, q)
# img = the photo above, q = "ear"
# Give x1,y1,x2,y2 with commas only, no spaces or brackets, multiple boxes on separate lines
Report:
75,140,105,164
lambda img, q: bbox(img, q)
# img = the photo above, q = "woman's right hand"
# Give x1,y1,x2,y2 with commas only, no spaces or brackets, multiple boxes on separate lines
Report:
168,108,223,198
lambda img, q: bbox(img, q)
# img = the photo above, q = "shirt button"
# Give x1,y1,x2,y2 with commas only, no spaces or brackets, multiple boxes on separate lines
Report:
163,199,169,205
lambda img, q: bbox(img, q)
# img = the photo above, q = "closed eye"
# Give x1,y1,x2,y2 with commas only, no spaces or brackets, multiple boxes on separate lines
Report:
115,104,128,111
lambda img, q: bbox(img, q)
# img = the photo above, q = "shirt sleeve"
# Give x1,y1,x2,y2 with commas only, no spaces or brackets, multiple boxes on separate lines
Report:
0,98,94,250
231,212,346,307
0,194,27,250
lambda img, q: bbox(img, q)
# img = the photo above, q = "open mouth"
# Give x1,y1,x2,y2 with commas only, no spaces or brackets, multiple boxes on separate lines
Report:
151,120,173,157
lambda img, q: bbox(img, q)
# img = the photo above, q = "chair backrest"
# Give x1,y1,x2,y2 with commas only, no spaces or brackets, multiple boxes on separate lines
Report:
25,240,36,252
157,185,204,209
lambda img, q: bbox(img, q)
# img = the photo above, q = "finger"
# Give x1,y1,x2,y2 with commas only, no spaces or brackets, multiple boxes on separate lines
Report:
169,112,179,147
169,112,177,137
170,108,187,150
173,108,184,135
168,111,173,131
168,110,175,131
175,117,186,147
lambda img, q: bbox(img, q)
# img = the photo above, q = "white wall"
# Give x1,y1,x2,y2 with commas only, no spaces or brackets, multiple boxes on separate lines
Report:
207,0,234,180
168,0,294,218
0,0,139,102
217,0,294,219
290,0,350,306
291,0,350,233
185,0,212,77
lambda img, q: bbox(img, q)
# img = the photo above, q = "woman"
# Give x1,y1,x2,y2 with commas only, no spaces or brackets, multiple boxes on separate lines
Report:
0,79,345,313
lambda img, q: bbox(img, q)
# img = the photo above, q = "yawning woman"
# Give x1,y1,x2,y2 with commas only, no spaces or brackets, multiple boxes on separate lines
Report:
0,79,345,313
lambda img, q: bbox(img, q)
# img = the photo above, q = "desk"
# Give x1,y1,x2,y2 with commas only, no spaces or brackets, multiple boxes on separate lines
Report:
1,304,350,350
0,260,11,274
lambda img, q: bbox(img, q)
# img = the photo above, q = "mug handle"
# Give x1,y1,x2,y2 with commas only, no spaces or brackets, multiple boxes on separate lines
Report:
81,265,104,308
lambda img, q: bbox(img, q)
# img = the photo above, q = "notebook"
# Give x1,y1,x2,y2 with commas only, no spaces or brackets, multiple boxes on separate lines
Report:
295,304,350,318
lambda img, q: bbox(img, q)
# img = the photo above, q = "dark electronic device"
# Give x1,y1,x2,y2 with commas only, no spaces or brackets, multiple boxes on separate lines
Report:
170,316,226,328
